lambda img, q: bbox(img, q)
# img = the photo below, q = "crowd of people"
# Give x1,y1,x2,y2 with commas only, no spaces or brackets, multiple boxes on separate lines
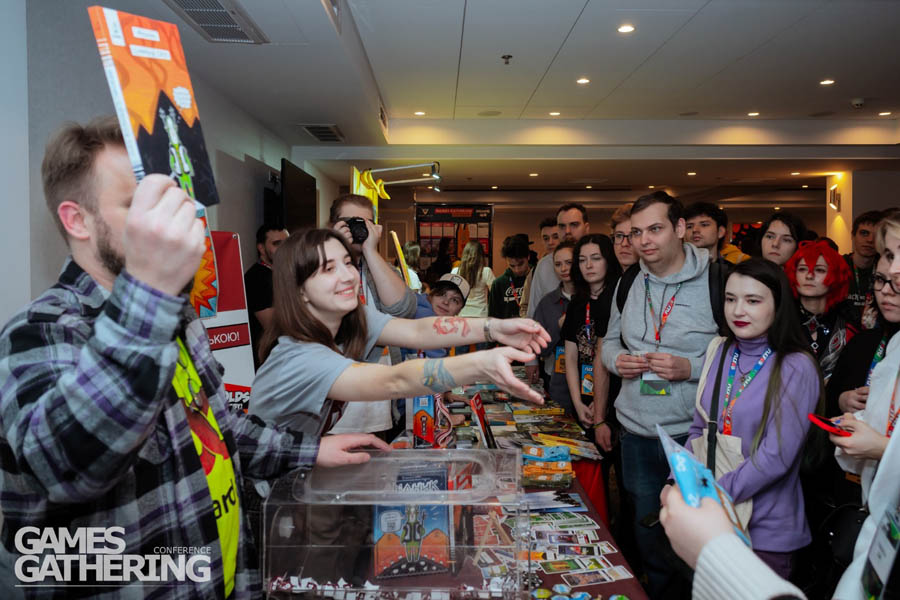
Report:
0,115,896,599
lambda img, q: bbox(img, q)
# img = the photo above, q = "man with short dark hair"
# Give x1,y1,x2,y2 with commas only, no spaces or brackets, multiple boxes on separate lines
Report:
521,217,564,318
845,210,883,328
557,202,590,243
489,235,532,319
684,202,727,259
0,117,386,596
601,190,718,599
523,208,590,319
245,223,288,368
539,217,560,254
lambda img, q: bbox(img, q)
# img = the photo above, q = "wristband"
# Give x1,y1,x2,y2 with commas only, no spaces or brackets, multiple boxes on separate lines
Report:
593,421,606,429
484,318,494,343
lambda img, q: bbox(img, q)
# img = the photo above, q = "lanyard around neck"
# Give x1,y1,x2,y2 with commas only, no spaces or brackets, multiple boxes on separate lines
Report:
721,346,773,435
867,336,888,387
644,274,681,348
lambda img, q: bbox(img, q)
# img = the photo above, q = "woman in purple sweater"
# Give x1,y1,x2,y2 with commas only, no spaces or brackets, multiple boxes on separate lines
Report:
686,258,823,579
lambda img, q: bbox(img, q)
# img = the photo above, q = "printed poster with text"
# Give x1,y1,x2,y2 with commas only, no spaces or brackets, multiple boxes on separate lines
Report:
206,231,255,413
88,6,219,317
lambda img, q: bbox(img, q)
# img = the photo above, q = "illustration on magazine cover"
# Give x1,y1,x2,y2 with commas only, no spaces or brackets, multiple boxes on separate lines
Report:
88,5,219,317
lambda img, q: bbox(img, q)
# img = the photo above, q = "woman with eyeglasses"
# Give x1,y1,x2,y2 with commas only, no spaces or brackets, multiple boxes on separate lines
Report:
832,214,900,500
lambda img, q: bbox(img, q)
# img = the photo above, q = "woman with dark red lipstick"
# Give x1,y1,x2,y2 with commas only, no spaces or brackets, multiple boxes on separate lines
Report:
785,240,856,385
686,258,823,578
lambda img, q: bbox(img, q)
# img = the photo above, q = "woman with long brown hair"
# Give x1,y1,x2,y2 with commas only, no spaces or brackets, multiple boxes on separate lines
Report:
249,228,549,435
453,240,495,318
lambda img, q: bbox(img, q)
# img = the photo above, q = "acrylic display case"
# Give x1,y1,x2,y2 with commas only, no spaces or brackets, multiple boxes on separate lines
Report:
262,449,529,599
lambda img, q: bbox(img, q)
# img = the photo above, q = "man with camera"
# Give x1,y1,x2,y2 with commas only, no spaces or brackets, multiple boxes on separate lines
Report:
329,194,417,436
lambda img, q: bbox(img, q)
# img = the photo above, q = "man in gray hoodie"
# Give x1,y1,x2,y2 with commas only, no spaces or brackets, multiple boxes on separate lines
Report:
601,191,718,599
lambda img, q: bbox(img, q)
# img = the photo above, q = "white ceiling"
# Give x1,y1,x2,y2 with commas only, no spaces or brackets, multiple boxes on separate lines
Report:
70,0,900,191
352,0,900,121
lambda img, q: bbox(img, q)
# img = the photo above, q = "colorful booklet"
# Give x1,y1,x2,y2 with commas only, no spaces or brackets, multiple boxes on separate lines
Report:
656,424,751,547
88,6,219,317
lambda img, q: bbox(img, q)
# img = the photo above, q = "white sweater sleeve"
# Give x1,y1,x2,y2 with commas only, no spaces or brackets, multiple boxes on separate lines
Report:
693,534,806,600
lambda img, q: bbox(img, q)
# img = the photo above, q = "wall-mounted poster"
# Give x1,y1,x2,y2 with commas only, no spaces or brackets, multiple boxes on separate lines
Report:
415,204,493,273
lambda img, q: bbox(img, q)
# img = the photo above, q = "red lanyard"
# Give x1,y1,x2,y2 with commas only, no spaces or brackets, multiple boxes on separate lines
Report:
644,275,681,347
584,301,591,340
889,370,900,437
358,267,367,305
259,260,272,269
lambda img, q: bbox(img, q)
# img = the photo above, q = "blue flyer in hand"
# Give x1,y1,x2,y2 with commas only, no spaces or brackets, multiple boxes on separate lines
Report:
656,425,751,547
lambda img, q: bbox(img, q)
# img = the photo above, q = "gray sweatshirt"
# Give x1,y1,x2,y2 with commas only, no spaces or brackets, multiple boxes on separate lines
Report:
601,243,717,437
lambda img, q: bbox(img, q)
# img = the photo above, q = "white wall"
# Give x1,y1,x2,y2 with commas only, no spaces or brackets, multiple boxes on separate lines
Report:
0,0,30,323
296,159,340,228
25,1,294,291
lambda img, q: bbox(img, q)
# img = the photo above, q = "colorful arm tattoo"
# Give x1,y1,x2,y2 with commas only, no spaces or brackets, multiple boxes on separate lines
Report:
423,359,458,392
432,317,471,337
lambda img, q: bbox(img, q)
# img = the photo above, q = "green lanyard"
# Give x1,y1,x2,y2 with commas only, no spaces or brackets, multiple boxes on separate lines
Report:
172,338,203,412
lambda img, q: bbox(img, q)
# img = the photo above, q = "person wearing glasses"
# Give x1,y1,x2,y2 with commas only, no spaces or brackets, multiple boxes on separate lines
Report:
610,203,637,271
832,213,900,500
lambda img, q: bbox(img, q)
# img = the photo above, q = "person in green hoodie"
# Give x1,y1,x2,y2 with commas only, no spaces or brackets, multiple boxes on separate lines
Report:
601,191,719,600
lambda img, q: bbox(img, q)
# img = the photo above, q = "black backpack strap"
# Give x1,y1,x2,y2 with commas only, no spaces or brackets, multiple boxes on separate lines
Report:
706,342,730,473
616,263,642,313
708,258,730,335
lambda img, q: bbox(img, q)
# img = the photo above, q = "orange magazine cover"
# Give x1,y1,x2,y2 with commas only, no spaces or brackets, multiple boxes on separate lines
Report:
88,6,219,317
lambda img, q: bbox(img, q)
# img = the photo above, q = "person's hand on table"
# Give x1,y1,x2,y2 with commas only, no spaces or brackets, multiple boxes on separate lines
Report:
317,434,391,467
659,484,735,569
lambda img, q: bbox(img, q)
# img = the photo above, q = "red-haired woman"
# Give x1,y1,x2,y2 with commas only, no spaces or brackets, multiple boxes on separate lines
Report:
785,240,857,385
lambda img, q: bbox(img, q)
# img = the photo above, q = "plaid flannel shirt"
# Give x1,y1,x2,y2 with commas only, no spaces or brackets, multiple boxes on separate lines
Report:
0,258,319,598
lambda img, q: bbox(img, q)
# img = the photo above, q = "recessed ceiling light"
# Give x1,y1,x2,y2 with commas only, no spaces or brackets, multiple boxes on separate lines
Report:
618,24,635,33
549,111,561,116
802,185,809,188
648,185,655,189
747,112,760,117
427,185,433,189
529,173,539,177
774,206,781,211
414,111,426,116
756,221,763,224
576,77,590,85
585,185,592,189
422,173,429,176
819,79,835,86
879,111,892,116
791,172,800,176
687,172,697,176
491,185,498,190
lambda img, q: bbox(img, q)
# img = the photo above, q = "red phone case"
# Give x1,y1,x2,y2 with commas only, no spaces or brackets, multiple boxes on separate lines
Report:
808,413,851,437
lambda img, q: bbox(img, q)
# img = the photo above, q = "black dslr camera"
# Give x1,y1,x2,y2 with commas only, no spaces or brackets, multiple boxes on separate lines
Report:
343,217,369,244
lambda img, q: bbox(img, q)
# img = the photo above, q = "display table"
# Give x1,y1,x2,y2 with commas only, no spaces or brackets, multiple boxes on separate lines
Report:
530,478,646,600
